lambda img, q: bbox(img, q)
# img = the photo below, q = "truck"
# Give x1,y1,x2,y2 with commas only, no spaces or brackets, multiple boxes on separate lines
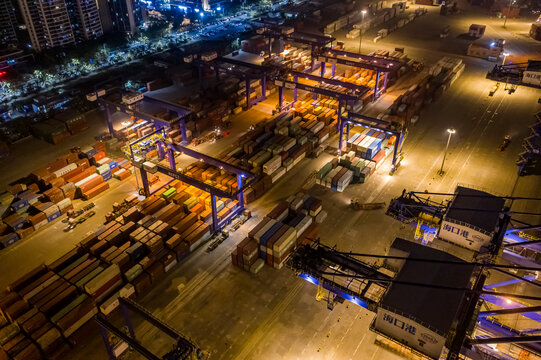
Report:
373,29,389,43
122,92,143,105
468,24,486,38
440,25,450,38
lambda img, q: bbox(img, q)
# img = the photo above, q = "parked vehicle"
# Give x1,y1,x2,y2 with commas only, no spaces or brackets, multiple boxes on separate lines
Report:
497,135,511,151
441,26,450,38
469,24,486,38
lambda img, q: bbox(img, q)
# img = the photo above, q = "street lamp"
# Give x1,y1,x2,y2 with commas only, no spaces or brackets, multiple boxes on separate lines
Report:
439,128,455,175
359,10,367,54
503,0,512,28
501,52,510,66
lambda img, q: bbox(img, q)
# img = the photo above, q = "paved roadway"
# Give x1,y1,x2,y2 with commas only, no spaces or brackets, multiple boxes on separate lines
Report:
1,1,540,359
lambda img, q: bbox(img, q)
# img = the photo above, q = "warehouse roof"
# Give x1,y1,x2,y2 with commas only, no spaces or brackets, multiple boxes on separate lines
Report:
223,50,266,67
445,186,505,233
380,241,475,335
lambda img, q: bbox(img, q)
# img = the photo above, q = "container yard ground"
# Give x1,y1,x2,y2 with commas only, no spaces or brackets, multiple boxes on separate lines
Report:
1,2,541,358
0,110,108,187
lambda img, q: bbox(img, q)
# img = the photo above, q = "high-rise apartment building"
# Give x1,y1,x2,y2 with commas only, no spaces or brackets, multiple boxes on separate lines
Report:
67,0,103,41
17,0,76,51
107,0,141,35
0,0,19,46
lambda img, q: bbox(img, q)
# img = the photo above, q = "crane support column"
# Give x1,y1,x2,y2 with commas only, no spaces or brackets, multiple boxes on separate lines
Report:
293,76,298,101
246,78,251,109
179,119,188,145
211,194,219,233
105,106,114,136
311,44,315,71
261,75,267,100
374,71,380,100
338,118,345,154
157,142,165,161
237,174,244,209
337,100,343,131
346,121,351,142
140,169,150,197
168,147,176,172
320,62,326,77
98,324,118,360
120,301,137,341
383,72,389,94
279,86,283,109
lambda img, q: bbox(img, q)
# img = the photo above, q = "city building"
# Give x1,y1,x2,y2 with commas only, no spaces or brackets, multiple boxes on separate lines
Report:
17,0,75,51
169,0,223,12
106,0,141,35
67,0,104,41
0,0,18,47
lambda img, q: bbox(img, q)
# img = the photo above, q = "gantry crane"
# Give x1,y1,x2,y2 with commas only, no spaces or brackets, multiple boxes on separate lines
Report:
95,297,204,360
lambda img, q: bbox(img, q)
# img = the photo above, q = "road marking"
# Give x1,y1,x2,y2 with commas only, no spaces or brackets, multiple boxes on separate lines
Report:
231,281,304,360
350,333,367,359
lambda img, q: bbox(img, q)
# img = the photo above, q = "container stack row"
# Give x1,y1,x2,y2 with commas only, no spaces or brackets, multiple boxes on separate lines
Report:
345,127,396,161
383,58,464,130
215,110,337,204
0,144,133,250
265,46,312,72
29,111,88,145
0,186,225,359
317,133,394,192
232,194,325,272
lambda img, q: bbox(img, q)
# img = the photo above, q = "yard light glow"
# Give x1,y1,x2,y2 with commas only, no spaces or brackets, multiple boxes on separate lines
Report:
501,52,510,66
439,128,455,175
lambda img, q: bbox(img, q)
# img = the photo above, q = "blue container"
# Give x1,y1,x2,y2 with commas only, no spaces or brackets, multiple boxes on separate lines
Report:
260,222,283,247
288,144,300,156
11,219,26,230
102,171,112,181
258,249,266,259
0,233,19,248
127,242,145,262
288,214,304,227
12,198,28,211
87,148,98,158
367,130,375,137
109,161,118,170
48,211,61,222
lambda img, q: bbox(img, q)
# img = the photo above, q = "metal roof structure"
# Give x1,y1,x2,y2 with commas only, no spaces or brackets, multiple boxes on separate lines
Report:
445,186,506,233
380,240,475,336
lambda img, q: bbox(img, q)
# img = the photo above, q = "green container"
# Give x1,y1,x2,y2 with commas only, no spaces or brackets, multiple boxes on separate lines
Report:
162,187,177,201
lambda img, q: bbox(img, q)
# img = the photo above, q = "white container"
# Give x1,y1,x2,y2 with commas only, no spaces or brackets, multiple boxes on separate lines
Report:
271,167,286,183
53,163,77,178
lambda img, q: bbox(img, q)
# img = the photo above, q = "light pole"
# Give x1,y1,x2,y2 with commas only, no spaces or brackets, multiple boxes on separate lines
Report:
358,10,367,54
503,0,512,28
501,52,509,66
439,128,455,175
